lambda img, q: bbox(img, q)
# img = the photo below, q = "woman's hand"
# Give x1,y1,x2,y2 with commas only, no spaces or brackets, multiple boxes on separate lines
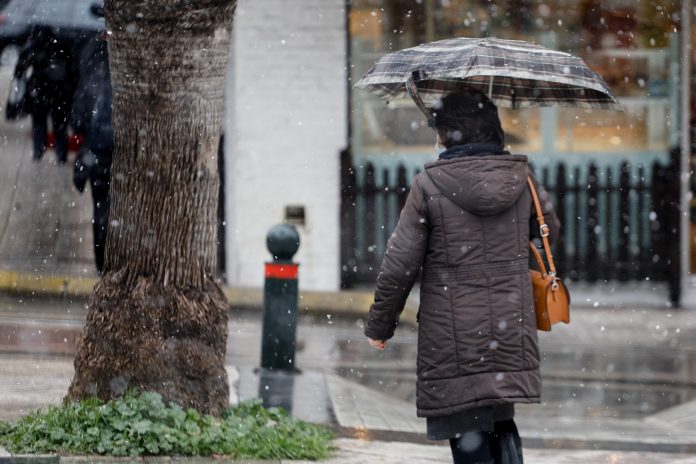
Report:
368,338,387,350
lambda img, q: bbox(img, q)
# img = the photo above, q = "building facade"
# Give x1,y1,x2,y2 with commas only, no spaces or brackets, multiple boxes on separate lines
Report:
224,0,696,305
224,0,348,291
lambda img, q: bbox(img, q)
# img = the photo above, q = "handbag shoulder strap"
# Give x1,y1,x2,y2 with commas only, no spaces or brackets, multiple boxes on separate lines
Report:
527,176,557,276
529,242,547,274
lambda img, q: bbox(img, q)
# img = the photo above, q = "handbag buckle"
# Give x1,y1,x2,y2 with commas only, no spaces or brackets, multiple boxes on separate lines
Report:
540,224,550,237
550,275,560,291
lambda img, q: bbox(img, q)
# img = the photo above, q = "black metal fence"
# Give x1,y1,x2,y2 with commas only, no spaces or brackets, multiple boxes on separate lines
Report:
340,151,681,301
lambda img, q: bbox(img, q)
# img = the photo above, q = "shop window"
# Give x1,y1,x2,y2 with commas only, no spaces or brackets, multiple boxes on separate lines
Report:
349,0,679,164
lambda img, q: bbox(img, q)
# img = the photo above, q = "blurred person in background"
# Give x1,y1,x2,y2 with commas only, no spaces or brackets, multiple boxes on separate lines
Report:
13,25,77,163
71,31,107,139
72,33,112,274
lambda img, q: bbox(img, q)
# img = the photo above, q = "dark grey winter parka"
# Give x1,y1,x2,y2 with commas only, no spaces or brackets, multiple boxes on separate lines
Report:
365,154,560,418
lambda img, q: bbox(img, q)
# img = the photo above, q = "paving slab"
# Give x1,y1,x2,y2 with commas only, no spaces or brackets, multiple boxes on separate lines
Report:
327,374,424,433
325,370,696,453
235,366,333,425
516,414,696,453
648,399,696,429
0,456,59,464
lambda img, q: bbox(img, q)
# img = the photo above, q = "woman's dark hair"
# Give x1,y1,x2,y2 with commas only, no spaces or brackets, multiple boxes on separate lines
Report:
431,91,505,148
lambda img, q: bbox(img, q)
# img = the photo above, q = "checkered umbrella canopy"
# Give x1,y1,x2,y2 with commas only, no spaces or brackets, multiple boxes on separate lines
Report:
355,37,622,113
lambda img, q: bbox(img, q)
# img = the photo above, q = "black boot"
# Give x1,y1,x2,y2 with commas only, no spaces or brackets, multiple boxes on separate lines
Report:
490,420,523,464
449,432,494,464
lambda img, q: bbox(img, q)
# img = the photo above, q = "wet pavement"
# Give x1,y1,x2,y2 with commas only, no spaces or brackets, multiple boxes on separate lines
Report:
2,294,696,456
240,298,696,421
6,293,696,421
0,65,95,278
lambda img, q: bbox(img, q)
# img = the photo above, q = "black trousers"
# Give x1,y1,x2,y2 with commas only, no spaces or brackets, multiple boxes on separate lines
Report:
31,99,70,163
90,178,110,274
449,420,523,464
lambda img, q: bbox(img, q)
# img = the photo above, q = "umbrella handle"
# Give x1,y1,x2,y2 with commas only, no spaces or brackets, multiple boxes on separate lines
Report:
406,75,435,128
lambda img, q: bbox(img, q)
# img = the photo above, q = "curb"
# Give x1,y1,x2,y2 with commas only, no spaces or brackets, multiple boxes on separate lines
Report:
0,455,59,464
0,271,97,299
62,459,275,463
0,270,418,325
1,455,276,464
520,436,696,455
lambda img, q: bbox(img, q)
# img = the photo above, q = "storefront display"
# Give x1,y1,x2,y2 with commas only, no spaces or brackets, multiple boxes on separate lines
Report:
350,0,679,164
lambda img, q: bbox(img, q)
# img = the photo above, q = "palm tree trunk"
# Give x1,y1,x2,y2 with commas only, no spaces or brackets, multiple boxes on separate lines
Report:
68,0,237,416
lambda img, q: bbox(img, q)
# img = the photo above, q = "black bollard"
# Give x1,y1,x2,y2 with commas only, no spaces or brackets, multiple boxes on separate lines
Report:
260,224,300,370
259,369,296,414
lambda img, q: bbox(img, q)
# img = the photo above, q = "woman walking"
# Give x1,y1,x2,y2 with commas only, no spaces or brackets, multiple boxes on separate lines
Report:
365,91,560,464
14,26,76,164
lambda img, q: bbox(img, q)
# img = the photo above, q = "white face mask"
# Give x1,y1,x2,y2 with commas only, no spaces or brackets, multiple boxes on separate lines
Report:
435,140,446,156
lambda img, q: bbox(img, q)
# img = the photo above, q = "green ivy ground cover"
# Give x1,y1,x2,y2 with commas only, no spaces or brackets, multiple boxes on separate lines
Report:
0,392,333,460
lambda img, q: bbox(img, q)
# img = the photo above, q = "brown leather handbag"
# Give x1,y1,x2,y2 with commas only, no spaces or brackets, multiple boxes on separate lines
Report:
527,177,570,331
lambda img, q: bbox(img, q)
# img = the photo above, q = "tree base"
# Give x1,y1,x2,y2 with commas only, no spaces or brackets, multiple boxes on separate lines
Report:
68,271,229,415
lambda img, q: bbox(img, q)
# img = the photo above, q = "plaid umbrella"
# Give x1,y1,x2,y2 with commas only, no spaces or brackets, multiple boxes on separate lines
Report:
355,37,622,122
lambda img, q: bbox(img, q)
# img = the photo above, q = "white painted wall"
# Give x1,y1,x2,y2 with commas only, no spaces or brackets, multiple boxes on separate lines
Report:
224,0,347,291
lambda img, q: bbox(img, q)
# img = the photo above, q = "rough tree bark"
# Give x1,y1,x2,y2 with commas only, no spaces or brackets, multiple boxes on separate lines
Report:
68,0,237,415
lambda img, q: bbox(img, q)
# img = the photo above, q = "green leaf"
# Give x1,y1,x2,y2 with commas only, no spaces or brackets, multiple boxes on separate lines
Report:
132,419,153,434
183,420,201,435
0,391,332,459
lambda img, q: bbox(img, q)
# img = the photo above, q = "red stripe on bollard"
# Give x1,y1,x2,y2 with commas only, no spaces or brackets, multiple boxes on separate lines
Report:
265,263,299,279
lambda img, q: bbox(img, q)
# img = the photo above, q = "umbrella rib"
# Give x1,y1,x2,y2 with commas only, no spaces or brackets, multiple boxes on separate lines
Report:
405,75,435,127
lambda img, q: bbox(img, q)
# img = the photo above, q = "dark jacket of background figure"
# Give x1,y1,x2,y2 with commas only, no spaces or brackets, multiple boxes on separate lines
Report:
15,26,76,104
364,152,560,418
72,36,112,274
71,34,108,135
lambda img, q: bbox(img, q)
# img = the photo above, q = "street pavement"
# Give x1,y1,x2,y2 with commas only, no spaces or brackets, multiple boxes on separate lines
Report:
2,295,696,462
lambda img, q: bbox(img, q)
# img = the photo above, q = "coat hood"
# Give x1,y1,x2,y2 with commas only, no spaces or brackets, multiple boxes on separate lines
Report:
425,154,529,216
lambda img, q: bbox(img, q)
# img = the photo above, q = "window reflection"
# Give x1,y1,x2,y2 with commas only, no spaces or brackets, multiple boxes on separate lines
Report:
350,0,678,160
